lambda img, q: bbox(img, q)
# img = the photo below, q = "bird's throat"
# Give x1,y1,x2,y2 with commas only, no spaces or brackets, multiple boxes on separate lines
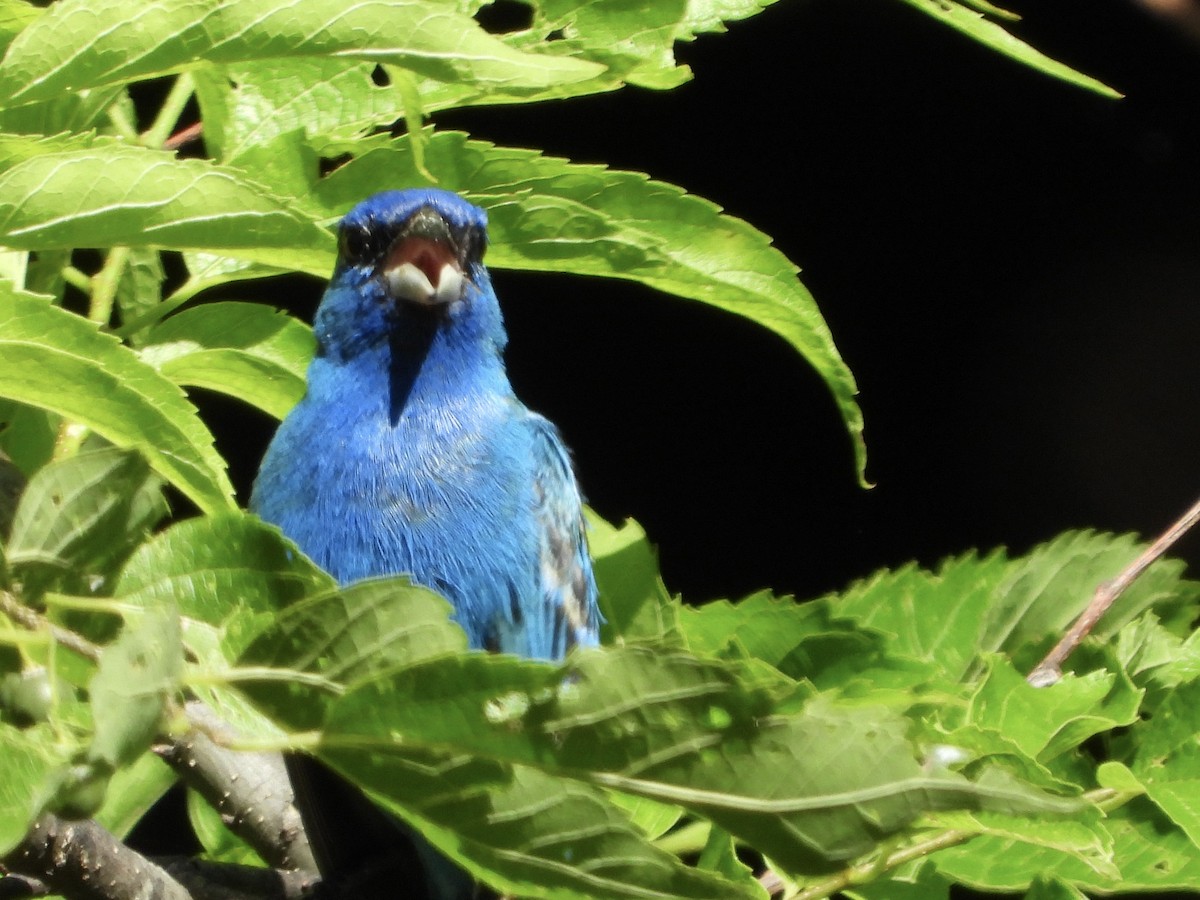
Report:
387,311,441,425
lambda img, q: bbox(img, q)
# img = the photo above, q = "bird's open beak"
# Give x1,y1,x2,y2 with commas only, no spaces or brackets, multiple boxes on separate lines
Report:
381,207,465,306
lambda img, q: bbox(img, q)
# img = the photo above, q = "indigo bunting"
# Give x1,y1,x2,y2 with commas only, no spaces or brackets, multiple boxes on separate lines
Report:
252,189,601,896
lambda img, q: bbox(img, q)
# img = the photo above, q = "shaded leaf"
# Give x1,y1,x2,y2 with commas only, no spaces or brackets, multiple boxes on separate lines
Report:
1023,875,1088,900
115,511,332,656
325,746,753,900
237,577,466,732
322,648,1079,875
698,824,765,897
0,397,56,476
0,286,234,514
1143,780,1200,853
187,787,262,865
89,603,183,768
114,247,165,337
588,513,681,647
846,861,952,900
6,447,165,596
967,655,1140,763
0,723,68,855
985,530,1199,663
94,751,177,839
931,796,1200,891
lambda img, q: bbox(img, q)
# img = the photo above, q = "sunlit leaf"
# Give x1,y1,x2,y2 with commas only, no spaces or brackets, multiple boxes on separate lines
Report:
0,286,234,513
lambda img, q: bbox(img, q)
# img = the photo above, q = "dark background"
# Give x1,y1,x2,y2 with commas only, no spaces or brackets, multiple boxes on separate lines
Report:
462,0,1200,605
197,2,1200,894
227,0,1200,605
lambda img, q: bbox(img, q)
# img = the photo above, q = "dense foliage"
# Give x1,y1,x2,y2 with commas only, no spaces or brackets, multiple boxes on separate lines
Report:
0,1,1195,899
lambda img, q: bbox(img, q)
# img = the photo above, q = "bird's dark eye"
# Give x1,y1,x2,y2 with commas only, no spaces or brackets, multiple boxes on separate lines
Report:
461,224,487,264
338,223,377,263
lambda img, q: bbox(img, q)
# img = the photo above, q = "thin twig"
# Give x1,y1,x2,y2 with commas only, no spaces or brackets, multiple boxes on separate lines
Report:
87,245,132,328
773,830,973,900
1028,494,1200,686
163,121,204,151
0,589,102,663
141,73,196,149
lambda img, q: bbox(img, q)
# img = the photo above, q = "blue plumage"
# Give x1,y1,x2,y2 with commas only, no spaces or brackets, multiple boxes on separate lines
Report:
253,188,599,658
251,189,600,894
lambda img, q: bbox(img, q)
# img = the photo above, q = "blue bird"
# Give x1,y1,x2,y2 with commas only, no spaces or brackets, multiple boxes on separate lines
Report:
251,189,601,896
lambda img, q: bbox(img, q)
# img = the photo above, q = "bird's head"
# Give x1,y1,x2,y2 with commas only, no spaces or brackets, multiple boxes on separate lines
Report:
315,189,502,360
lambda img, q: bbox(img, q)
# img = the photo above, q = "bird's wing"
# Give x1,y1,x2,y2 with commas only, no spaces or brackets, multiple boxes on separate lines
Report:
509,413,600,660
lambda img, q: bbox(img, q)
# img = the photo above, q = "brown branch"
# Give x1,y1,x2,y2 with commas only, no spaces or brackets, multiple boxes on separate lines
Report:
2,590,316,877
163,122,204,151
0,590,102,663
160,703,317,873
4,814,191,900
157,857,318,900
1028,494,1200,686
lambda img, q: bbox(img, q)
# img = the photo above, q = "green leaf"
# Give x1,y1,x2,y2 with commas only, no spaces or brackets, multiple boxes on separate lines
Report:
846,861,952,900
0,447,22,542
930,796,1200,891
94,751,176,838
114,248,165,337
0,723,68,854
325,746,754,900
587,513,682,646
316,132,867,483
895,0,1120,98
0,83,126,140
1128,681,1200,849
966,656,1140,762
674,0,784,42
0,286,234,514
1142,780,1200,853
114,512,333,660
698,825,766,897
0,0,39,57
0,0,603,107
1114,612,1200,693
0,397,55,476
606,790,682,840
194,59,410,163
521,0,689,91
322,648,1079,875
237,577,466,732
0,137,334,275
89,603,183,768
928,806,1116,881
984,531,1199,663
832,550,1009,682
6,447,165,596
187,787,262,864
140,302,314,420
1023,875,1088,900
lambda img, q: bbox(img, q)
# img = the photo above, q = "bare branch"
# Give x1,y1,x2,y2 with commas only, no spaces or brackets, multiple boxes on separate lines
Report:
158,702,317,873
0,590,102,663
1028,494,1200,686
4,814,191,900
157,857,318,900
